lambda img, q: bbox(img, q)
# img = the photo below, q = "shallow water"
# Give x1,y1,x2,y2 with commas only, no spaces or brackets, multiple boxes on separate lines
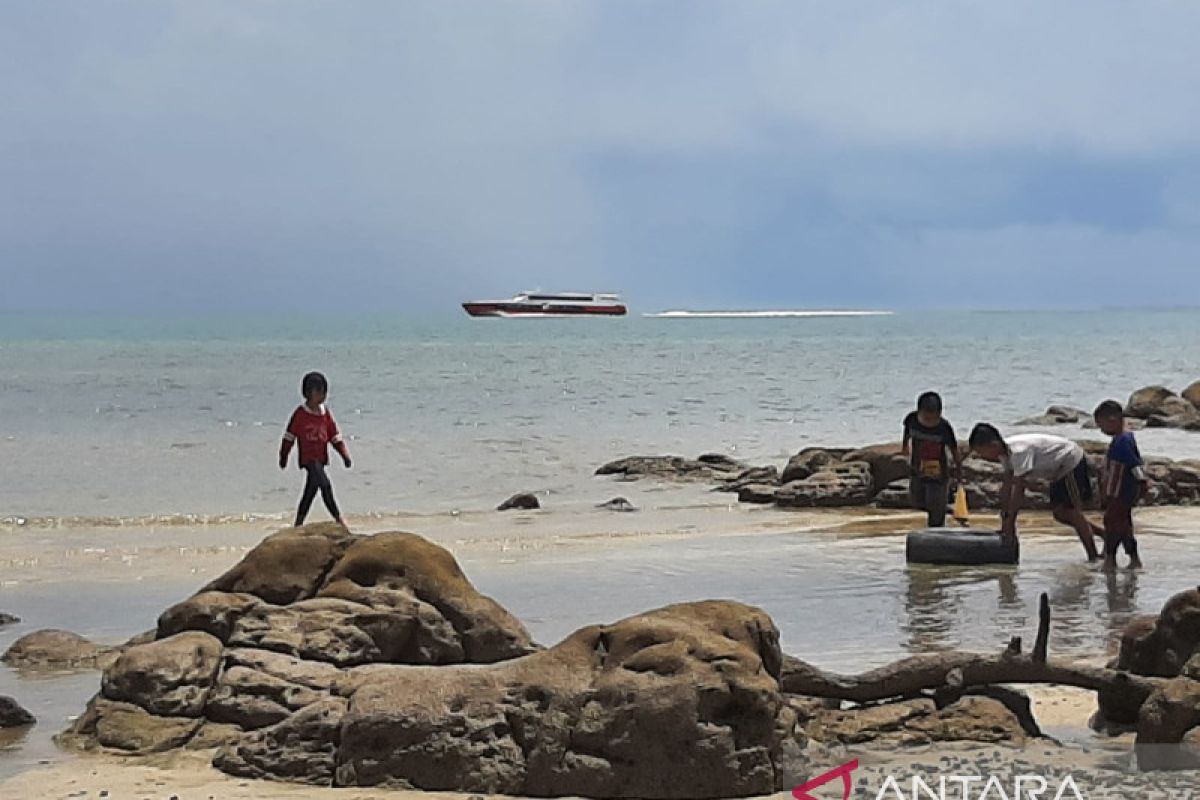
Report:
5,310,1200,521
0,514,1195,779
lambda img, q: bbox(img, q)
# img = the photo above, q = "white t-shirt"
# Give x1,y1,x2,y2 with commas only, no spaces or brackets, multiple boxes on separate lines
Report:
1002,434,1085,481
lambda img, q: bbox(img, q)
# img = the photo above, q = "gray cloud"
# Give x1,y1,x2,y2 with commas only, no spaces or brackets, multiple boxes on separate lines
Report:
3,1,1200,312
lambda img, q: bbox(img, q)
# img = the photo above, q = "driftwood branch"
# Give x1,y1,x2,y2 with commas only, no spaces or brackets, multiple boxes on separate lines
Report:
780,591,1165,708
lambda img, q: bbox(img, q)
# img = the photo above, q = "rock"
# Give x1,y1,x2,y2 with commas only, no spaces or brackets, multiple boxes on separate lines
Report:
65,526,538,761
1016,405,1088,426
0,613,19,627
158,592,262,643
716,466,779,492
1101,588,1200,726
737,484,778,504
1135,676,1200,770
202,522,353,606
63,697,203,755
1183,381,1200,409
843,444,909,488
206,666,327,730
215,698,347,786
101,632,223,717
874,479,911,509
498,492,540,511
0,696,35,728
312,601,790,796
317,531,535,663
1116,587,1200,678
1127,386,1183,419
802,695,1027,747
1,629,111,670
596,497,638,512
780,448,839,485
595,455,746,482
775,462,874,508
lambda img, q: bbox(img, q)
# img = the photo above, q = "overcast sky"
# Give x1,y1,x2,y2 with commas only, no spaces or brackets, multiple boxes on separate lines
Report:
4,2,1200,312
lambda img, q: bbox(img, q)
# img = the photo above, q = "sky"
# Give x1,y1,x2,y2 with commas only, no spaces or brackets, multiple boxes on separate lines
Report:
3,1,1200,313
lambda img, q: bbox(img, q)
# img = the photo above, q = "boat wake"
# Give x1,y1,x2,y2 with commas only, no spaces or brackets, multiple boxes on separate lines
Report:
644,310,893,319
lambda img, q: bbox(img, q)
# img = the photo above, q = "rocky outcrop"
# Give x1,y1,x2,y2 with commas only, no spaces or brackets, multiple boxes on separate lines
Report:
296,600,793,797
1016,405,1088,426
595,454,747,482
0,613,19,627
776,462,874,508
2,629,113,670
498,492,540,511
600,441,1200,512
796,695,1029,747
64,525,537,764
0,696,35,728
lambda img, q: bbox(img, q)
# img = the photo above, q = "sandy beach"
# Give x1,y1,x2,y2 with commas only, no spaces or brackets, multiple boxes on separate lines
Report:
2,505,1198,798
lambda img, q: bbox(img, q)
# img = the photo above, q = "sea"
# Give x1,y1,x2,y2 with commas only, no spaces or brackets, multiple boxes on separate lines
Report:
2,309,1200,523
3,308,1200,777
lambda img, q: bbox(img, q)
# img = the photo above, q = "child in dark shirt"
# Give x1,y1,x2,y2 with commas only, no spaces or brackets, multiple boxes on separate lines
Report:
279,371,352,527
1093,400,1145,572
902,392,963,527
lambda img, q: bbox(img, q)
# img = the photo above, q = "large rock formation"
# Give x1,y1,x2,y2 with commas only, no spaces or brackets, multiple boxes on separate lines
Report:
218,600,796,797
64,524,537,760
61,524,805,797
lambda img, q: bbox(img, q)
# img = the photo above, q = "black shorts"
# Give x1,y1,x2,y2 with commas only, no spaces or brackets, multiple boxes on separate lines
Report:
1048,458,1093,509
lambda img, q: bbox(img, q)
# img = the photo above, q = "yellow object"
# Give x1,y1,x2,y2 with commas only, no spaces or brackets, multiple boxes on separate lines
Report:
953,487,970,525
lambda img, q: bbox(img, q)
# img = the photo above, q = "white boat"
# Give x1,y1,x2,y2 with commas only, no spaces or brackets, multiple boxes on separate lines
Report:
462,292,627,318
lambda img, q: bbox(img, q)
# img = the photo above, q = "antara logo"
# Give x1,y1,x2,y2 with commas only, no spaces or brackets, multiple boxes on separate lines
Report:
793,761,1091,800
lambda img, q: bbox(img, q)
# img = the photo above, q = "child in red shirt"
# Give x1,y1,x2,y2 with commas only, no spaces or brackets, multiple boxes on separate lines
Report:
279,371,352,527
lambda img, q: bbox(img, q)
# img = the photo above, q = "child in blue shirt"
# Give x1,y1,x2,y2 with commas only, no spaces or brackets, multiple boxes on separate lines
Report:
1093,400,1145,572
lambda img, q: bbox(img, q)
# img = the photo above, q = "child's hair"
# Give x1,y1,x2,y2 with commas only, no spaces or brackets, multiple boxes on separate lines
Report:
1093,399,1125,420
301,371,329,399
968,422,1007,451
917,391,943,414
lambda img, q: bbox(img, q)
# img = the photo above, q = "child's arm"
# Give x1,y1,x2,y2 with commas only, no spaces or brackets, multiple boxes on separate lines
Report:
901,420,912,458
279,411,297,469
1000,474,1025,536
329,413,351,468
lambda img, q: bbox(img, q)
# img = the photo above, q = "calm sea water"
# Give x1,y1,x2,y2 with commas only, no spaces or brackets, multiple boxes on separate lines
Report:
3,310,1200,520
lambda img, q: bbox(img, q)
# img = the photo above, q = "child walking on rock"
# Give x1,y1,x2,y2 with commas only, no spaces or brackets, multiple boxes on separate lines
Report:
279,371,351,527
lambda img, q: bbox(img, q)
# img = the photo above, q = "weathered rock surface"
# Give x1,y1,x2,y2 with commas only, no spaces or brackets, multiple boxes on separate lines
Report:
595,454,747,482
601,439,1200,511
1016,405,1088,426
498,492,540,511
798,695,1028,747
325,600,792,797
65,526,537,761
202,522,352,606
775,462,873,508
1127,386,1184,419
0,696,35,728
1,629,112,670
101,632,223,717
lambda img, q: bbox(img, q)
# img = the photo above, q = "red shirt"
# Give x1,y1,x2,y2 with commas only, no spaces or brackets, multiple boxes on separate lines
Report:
281,404,347,466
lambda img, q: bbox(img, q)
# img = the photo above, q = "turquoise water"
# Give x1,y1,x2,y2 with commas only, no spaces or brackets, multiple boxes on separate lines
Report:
3,310,1200,519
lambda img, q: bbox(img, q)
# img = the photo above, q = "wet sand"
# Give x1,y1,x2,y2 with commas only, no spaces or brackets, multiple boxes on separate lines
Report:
1,504,1197,795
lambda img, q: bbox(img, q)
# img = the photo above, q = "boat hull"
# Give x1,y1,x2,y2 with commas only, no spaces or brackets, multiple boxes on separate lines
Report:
462,302,627,318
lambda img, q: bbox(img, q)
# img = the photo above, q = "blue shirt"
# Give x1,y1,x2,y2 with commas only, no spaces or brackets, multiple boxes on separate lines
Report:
1106,431,1143,505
